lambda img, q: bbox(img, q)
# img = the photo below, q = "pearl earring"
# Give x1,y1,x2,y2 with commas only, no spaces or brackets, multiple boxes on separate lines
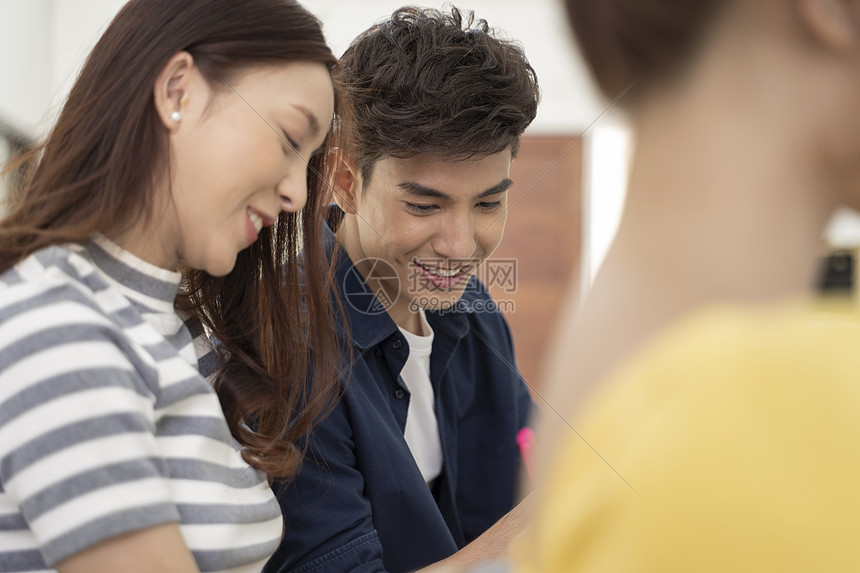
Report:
170,111,181,122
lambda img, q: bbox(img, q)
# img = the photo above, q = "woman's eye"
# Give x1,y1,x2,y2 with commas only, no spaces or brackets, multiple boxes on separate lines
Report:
476,201,502,211
282,132,300,155
404,202,437,214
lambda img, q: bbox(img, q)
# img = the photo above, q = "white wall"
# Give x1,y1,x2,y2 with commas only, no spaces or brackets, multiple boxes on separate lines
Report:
0,0,52,136
0,0,126,137
583,121,632,290
0,135,10,199
47,0,128,133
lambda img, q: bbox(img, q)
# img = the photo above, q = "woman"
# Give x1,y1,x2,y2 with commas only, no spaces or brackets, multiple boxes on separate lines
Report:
0,1,340,572
517,0,860,570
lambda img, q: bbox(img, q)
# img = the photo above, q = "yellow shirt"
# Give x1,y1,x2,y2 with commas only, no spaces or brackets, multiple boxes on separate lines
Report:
514,300,860,572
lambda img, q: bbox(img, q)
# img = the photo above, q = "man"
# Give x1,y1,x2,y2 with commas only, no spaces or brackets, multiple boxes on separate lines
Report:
265,7,539,573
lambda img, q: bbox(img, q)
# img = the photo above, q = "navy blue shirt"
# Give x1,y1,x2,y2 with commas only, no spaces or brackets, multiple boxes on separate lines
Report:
264,218,533,573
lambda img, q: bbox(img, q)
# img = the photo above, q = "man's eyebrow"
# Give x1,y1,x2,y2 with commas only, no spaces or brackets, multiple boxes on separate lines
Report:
397,182,450,200
476,178,513,199
397,178,514,201
292,104,320,137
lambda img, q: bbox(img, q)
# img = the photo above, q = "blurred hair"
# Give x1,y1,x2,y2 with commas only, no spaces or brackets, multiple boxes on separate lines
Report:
0,0,342,479
563,0,727,104
332,5,540,185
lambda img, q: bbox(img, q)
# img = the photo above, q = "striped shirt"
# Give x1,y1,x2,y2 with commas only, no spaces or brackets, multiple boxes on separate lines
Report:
0,235,283,573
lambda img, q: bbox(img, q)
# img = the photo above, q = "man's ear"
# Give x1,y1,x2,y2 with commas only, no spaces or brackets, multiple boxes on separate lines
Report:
329,148,361,214
153,51,195,132
796,0,860,52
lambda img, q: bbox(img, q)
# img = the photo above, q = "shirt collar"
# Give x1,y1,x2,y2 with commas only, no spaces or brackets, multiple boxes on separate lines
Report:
85,233,181,312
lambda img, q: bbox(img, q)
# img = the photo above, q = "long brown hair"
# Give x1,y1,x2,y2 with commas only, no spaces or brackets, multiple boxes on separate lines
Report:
0,0,343,478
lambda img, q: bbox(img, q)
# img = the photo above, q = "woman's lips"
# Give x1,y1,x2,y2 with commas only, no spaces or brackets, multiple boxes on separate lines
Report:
244,206,275,245
244,210,260,244
247,207,264,233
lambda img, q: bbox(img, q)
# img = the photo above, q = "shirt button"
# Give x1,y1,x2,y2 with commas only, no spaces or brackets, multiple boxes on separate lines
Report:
375,347,384,357
392,339,403,350
394,389,405,399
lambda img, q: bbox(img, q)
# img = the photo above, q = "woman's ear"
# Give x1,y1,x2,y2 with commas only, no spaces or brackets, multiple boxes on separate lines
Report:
796,0,860,52
153,51,195,131
329,148,361,214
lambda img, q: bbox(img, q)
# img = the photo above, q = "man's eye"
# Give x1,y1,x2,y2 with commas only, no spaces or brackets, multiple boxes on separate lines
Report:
476,201,502,211
404,202,437,214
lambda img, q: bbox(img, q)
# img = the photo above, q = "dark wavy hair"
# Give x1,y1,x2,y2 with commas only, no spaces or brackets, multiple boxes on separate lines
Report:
332,5,540,185
563,0,726,104
0,0,342,479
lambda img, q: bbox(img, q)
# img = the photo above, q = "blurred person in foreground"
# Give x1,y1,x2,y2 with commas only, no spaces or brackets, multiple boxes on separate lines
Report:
264,7,538,573
513,0,860,571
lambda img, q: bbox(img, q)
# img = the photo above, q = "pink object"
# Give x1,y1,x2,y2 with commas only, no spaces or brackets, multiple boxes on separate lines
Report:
517,427,536,479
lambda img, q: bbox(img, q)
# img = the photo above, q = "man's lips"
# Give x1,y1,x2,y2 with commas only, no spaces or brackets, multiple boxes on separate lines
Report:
413,261,474,289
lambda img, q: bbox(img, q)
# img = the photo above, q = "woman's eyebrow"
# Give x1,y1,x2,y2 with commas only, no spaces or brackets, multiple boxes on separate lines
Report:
291,104,320,137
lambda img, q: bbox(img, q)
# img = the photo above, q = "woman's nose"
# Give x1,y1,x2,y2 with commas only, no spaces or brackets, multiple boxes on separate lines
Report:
277,170,308,213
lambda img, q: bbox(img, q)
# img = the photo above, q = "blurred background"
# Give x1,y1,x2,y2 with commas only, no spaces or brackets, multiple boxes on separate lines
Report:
1,0,855,391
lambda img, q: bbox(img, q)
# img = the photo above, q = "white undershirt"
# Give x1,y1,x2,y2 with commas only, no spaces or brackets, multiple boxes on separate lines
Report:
398,311,443,484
